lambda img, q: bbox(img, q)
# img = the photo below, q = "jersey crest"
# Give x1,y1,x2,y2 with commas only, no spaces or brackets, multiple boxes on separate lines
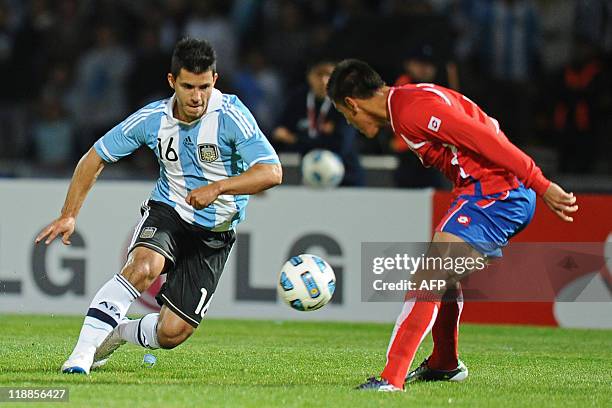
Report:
198,143,219,162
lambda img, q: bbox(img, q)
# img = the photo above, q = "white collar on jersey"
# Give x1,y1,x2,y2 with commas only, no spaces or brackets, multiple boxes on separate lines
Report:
165,88,224,125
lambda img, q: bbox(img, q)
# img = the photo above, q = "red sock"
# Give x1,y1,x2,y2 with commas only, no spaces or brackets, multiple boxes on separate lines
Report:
381,299,440,388
428,287,463,370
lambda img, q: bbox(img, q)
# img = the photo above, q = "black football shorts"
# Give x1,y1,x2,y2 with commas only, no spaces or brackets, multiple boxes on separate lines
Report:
129,200,235,327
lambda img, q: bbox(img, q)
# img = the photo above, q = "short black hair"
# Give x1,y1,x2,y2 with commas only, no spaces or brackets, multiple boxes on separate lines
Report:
326,59,385,105
171,37,217,77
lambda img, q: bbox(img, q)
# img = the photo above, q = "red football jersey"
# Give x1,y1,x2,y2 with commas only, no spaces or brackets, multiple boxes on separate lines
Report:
388,84,550,196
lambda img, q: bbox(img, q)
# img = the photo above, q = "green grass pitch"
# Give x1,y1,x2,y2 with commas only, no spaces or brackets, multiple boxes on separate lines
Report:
0,315,610,407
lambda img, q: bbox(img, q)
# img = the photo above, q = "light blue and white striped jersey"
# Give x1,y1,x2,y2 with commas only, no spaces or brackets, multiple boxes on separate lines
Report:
93,89,280,231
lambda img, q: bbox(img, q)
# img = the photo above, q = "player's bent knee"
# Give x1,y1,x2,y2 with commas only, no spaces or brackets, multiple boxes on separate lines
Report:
121,247,165,290
121,263,157,291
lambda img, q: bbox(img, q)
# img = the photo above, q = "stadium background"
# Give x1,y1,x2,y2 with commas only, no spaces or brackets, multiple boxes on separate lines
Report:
0,1,611,327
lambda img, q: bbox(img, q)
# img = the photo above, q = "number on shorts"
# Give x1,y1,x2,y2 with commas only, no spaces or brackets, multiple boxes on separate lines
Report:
194,287,209,318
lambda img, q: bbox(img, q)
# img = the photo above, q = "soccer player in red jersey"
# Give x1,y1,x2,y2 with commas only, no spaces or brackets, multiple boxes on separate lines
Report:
326,59,578,391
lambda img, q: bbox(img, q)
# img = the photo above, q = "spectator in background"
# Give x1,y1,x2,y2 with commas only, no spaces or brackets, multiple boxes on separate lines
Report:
272,59,365,186
0,0,608,180
0,0,14,89
233,46,282,134
32,94,74,171
575,0,612,58
262,0,312,86
41,62,73,112
11,0,55,101
551,37,610,173
159,0,189,53
128,26,169,110
380,0,433,15
47,0,83,63
184,0,237,87
391,44,446,189
538,0,574,72
0,0,24,161
473,0,541,145
474,0,540,82
332,0,370,30
231,0,261,39
394,44,438,86
394,43,459,89
72,24,132,154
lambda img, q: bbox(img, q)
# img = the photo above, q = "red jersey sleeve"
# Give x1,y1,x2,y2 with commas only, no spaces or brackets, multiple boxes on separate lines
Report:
398,98,551,196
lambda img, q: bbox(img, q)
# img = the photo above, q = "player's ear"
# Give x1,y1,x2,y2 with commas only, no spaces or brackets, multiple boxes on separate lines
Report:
212,72,219,86
344,97,359,115
167,73,176,90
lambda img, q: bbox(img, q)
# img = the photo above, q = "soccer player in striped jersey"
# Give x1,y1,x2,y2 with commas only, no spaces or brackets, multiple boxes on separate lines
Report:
35,38,282,374
326,60,578,392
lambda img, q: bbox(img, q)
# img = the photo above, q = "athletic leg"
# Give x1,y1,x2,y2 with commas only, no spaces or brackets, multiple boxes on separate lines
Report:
428,282,464,370
115,304,193,351
120,224,235,350
376,232,480,389
62,247,165,373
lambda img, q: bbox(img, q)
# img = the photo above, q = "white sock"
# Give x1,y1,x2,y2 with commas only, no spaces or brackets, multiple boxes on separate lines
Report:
67,274,140,364
118,313,160,349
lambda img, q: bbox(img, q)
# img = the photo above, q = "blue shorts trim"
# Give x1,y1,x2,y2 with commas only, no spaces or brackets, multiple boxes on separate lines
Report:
436,185,536,257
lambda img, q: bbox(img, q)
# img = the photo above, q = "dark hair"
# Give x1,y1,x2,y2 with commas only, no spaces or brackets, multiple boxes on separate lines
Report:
171,38,217,77
306,58,336,74
326,59,385,105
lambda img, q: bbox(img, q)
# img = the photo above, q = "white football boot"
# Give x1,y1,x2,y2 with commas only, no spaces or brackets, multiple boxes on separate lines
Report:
61,348,95,375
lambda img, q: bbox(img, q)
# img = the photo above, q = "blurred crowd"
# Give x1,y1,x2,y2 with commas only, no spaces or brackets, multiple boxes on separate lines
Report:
0,0,610,183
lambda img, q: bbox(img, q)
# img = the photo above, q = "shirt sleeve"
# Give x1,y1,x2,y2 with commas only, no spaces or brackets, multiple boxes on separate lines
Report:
93,115,147,163
225,99,280,167
400,99,551,195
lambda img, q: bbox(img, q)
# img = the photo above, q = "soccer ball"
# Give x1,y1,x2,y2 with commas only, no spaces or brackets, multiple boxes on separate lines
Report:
301,149,345,188
277,254,336,311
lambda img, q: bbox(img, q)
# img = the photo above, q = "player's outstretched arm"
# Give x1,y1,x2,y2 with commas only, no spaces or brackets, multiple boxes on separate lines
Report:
185,163,282,210
35,148,106,245
541,182,578,222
